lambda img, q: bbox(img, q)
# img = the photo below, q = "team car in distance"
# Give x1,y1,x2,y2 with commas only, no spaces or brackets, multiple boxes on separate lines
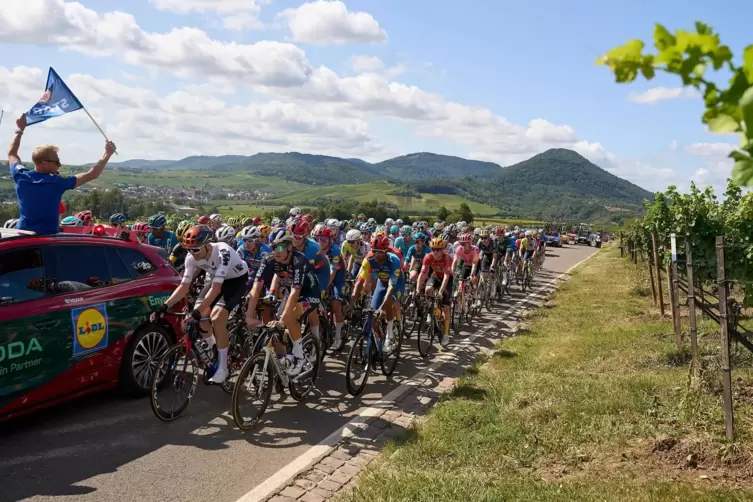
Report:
0,228,184,422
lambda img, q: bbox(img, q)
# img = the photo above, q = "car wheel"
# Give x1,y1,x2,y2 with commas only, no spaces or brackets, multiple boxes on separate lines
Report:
119,323,173,396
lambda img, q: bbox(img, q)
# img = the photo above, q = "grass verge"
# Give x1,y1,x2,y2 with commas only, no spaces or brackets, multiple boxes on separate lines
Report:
341,246,753,501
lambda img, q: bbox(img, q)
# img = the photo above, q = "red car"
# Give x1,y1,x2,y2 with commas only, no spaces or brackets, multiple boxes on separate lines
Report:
0,227,184,422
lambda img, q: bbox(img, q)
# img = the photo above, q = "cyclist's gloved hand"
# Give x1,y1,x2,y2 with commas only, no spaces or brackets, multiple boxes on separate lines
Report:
158,302,169,314
190,309,203,321
262,293,276,305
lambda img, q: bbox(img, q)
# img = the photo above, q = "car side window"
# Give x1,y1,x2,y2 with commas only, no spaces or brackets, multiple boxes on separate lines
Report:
49,245,113,293
106,247,133,285
116,248,158,279
0,247,47,305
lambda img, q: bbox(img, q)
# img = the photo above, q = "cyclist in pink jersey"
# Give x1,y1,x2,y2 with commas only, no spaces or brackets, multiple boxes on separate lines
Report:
452,232,480,288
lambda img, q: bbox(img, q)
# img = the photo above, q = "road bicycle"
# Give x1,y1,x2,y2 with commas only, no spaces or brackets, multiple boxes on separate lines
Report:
451,272,475,333
232,323,321,430
345,302,403,397
522,257,534,292
401,281,425,340
417,293,447,357
477,269,495,314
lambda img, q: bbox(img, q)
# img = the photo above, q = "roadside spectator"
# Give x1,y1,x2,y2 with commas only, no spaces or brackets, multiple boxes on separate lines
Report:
7,114,116,234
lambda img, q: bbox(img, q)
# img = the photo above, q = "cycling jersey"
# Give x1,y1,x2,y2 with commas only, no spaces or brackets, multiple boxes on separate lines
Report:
454,244,480,268
238,243,272,283
496,236,514,254
519,237,531,251
181,242,249,285
325,242,346,300
148,230,179,251
341,240,370,262
406,243,428,267
477,239,496,266
255,250,320,298
295,238,330,287
394,236,411,259
421,252,452,279
357,252,403,287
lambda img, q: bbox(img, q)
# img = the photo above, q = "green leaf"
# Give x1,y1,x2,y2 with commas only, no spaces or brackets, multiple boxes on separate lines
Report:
704,83,719,106
741,86,753,140
711,45,733,70
653,24,676,51
743,45,753,84
695,21,713,36
640,64,655,79
708,113,741,134
732,153,753,186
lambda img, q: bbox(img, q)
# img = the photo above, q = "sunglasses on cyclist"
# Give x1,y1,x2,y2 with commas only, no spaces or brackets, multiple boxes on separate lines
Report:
372,249,386,255
430,247,444,252
243,238,259,243
316,236,330,243
273,244,289,253
292,233,306,239
186,247,203,254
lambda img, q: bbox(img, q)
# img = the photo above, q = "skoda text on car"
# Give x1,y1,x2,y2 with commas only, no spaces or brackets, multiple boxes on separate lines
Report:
0,227,184,422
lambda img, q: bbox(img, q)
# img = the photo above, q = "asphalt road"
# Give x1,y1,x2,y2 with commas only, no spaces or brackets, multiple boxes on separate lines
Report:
0,244,598,502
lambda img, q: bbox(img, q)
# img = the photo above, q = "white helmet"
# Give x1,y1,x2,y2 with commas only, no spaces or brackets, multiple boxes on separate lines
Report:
289,207,302,217
396,218,404,227
346,229,362,241
384,218,395,227
325,218,339,231
3,218,19,229
240,226,260,240
209,213,222,223
473,227,482,236
216,224,236,243
434,221,444,230
313,223,325,236
525,230,532,236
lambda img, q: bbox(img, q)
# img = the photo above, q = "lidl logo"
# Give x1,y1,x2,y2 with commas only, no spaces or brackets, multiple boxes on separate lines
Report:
71,304,108,356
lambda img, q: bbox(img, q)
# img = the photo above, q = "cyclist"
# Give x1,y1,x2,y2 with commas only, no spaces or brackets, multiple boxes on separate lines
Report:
394,225,412,260
60,216,83,227
132,221,150,243
147,214,179,251
290,218,330,340
108,213,127,230
476,227,497,274
215,224,238,248
169,220,193,271
76,210,94,226
342,228,370,278
452,232,480,304
351,235,404,352
237,225,272,289
519,230,535,276
315,226,347,347
286,207,302,226
246,228,320,375
406,231,428,283
159,224,249,384
417,236,453,347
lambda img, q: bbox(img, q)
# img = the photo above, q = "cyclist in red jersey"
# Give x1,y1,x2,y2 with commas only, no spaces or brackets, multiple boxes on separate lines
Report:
417,236,453,347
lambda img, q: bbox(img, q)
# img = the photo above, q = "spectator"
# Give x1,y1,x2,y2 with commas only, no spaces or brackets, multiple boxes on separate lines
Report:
7,114,116,234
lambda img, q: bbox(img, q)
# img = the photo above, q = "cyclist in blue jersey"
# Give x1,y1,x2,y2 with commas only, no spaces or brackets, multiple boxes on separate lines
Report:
406,231,428,283
147,214,178,251
237,226,272,284
315,226,347,347
394,225,413,262
290,218,330,339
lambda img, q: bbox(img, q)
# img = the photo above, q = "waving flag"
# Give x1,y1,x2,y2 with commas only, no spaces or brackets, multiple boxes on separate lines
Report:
25,67,84,126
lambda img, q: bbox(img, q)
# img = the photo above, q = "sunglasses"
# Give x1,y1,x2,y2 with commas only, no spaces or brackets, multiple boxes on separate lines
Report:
273,244,289,253
316,236,330,243
46,158,61,167
431,247,444,252
186,247,203,254
292,233,306,239
372,249,386,255
347,239,360,245
243,238,259,244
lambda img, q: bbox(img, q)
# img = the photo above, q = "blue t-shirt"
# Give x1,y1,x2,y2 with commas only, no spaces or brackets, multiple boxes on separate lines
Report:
148,230,178,251
11,162,76,234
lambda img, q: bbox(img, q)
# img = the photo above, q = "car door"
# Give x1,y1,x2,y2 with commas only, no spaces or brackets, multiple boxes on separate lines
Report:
0,244,77,415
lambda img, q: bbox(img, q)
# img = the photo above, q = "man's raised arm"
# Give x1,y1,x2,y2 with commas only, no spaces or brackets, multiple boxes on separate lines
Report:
75,140,117,188
7,115,26,167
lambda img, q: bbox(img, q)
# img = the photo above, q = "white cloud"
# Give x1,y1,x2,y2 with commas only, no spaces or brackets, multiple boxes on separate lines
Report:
151,0,265,14
670,139,678,151
352,55,384,73
684,142,735,157
223,12,265,31
628,86,701,104
385,64,406,78
280,0,387,45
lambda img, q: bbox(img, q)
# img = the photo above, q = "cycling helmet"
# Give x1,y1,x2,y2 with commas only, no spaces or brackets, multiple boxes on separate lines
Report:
525,230,532,237
346,229,362,241
446,223,458,235
459,233,473,244
289,207,302,217
132,221,150,233
76,211,94,226
182,224,214,248
371,234,390,250
390,225,399,235
271,228,293,245
412,231,426,241
258,224,272,239
400,225,412,236
429,237,446,250
148,214,167,229
312,223,325,236
358,222,369,232
226,216,240,228
60,216,83,227
357,213,366,221
340,220,349,232
473,227,482,236
325,218,339,231
289,218,310,236
176,220,192,239
367,217,376,225
440,233,451,242
374,226,386,237
240,226,261,240
3,218,19,229
271,217,282,227
396,219,404,227
314,226,334,239
433,221,444,231
215,224,236,244
241,217,254,227
198,215,211,225
384,217,395,226
479,228,490,238
416,222,427,232
251,216,262,225
109,213,126,225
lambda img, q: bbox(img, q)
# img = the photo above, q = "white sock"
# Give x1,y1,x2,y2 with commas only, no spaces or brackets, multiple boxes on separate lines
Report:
292,339,304,358
217,347,228,371
386,320,394,341
335,322,343,337
205,335,216,349
311,324,320,337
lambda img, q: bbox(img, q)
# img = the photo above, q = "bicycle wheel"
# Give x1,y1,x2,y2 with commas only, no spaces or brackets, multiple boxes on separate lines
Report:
417,307,436,358
221,327,249,394
345,331,372,396
485,276,495,312
289,334,320,401
150,343,199,422
402,292,418,338
380,318,403,376
232,352,274,430
451,292,463,335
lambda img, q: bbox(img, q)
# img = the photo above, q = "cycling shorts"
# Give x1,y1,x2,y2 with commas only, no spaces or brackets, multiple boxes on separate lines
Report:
371,278,404,310
426,274,453,306
524,249,535,261
196,273,248,312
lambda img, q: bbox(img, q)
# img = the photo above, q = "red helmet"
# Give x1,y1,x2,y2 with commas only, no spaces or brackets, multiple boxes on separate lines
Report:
290,218,310,236
76,210,94,225
314,226,334,239
132,221,150,233
252,216,263,225
458,233,473,244
198,215,211,225
371,234,390,250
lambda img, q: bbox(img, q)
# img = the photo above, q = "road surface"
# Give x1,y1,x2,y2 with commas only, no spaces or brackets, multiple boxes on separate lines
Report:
0,244,598,502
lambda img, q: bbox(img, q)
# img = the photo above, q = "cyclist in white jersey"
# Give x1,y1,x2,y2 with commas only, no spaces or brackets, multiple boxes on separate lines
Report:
159,224,248,384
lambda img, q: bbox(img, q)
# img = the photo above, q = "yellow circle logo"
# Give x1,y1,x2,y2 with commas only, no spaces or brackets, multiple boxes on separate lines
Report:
76,308,107,349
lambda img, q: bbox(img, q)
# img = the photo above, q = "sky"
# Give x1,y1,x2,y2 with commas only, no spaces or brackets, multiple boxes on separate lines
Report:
0,0,750,194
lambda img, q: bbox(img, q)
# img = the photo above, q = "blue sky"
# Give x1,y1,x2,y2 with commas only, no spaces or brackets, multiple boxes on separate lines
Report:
0,0,749,193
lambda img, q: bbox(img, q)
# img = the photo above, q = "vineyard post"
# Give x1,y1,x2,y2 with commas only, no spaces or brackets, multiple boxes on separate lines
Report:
670,234,682,348
647,250,657,305
651,233,665,316
667,261,681,349
716,236,734,441
685,240,698,374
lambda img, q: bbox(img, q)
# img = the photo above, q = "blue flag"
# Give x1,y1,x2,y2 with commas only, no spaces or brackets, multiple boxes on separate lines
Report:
25,67,84,126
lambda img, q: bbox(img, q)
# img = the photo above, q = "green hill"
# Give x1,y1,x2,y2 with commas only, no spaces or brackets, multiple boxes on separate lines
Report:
374,152,501,181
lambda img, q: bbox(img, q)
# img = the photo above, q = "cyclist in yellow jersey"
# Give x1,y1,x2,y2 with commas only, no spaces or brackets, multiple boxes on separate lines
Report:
518,230,535,276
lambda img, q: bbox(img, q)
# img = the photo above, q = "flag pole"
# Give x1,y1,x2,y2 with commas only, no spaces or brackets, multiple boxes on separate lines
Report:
82,107,118,155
